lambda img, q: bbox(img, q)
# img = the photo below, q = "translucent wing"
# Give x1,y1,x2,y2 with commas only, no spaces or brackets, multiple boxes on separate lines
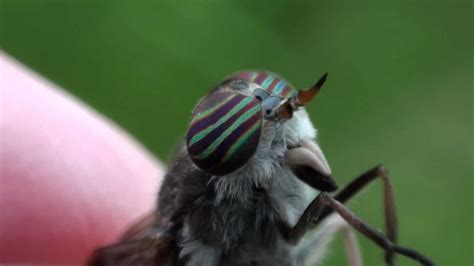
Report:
88,213,179,266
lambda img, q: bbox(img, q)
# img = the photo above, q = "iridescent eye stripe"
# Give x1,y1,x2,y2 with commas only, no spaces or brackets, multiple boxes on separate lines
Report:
236,71,250,80
234,71,258,82
221,120,260,163
261,75,275,88
267,78,280,93
273,80,286,95
254,72,268,84
282,85,294,97
186,91,262,175
188,96,258,156
250,72,258,81
188,94,244,140
193,104,260,159
193,94,237,121
189,96,253,146
191,109,261,174
232,70,296,99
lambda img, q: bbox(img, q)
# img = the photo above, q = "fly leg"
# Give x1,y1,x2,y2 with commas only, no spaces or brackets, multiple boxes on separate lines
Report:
294,214,363,266
278,192,434,266
315,165,397,265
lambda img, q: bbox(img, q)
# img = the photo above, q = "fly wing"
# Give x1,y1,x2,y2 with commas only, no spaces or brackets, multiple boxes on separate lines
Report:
118,212,157,241
87,155,180,266
88,212,179,266
89,143,210,266
88,176,180,266
88,233,178,266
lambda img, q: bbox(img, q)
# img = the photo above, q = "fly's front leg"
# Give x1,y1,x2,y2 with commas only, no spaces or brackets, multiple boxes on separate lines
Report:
294,214,363,266
336,216,364,266
278,193,327,245
285,141,433,265
287,142,397,264
278,192,434,266
315,165,397,264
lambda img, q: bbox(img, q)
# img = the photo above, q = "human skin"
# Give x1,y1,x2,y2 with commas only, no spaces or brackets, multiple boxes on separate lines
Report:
0,52,164,264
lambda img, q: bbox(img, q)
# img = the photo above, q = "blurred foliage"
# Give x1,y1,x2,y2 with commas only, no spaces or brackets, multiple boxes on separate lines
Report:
1,1,472,265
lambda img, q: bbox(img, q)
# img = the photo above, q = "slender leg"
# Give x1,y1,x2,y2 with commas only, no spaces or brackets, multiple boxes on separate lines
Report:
278,192,434,266
341,222,363,266
315,165,397,265
295,215,363,266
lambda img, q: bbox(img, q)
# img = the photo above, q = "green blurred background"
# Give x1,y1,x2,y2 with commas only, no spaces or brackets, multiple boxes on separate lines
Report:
1,1,472,265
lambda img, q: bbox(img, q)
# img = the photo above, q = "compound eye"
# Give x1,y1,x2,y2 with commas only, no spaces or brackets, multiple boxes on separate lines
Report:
187,92,263,176
254,89,269,101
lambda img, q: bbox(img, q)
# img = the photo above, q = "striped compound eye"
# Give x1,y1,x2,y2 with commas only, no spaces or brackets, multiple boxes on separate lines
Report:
186,92,263,175
232,71,297,99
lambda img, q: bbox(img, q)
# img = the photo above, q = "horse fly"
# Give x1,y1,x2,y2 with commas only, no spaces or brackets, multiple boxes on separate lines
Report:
89,71,434,266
